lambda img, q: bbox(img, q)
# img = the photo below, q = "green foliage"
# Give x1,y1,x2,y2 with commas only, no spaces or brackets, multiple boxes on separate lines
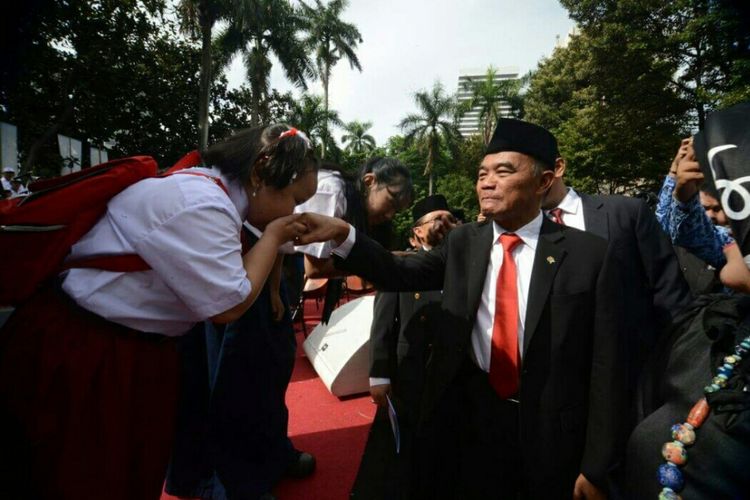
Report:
0,0,206,177
399,82,462,195
211,84,295,139
213,0,314,125
525,29,686,193
340,120,376,154
299,0,362,158
285,93,342,158
525,1,749,193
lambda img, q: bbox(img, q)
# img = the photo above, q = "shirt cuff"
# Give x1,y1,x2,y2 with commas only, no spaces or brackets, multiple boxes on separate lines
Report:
369,377,391,387
331,224,356,259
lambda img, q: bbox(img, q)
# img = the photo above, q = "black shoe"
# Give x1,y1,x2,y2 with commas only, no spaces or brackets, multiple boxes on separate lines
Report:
258,493,277,500
286,450,316,478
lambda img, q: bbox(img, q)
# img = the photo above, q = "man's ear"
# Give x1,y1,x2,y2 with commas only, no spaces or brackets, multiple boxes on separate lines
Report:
554,157,566,179
537,169,556,194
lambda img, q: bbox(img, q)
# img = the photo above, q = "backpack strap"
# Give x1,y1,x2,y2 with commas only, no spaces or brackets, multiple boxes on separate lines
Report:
61,254,151,273
63,168,233,273
165,150,203,173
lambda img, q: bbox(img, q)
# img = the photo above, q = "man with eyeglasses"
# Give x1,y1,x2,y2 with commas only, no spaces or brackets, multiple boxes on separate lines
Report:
352,194,457,499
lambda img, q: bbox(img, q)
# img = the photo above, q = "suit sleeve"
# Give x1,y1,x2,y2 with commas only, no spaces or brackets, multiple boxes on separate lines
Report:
581,244,627,488
369,291,399,379
633,199,692,325
334,229,446,292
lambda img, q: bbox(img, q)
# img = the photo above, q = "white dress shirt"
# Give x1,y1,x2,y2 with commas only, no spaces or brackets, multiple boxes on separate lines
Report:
471,212,542,370
547,187,585,230
331,213,543,374
62,167,251,336
294,169,347,258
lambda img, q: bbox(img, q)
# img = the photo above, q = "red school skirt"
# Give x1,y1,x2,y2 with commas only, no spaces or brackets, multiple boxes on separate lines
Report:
0,284,179,500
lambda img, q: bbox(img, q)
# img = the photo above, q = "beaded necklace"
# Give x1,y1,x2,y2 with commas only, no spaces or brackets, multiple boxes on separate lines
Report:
656,333,750,499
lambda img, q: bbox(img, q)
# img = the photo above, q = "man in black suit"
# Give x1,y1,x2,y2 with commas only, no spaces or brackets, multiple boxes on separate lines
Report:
353,195,456,499
541,158,691,401
299,118,626,499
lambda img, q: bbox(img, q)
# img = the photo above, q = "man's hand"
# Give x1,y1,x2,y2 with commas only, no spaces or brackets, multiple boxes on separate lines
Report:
370,384,391,408
296,212,350,247
670,137,692,176
674,143,703,203
573,474,606,500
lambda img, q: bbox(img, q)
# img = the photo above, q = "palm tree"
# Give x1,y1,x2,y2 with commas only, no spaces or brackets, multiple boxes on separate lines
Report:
461,66,525,145
177,0,235,150
214,0,314,126
300,0,362,158
400,82,461,195
287,94,343,156
341,120,376,154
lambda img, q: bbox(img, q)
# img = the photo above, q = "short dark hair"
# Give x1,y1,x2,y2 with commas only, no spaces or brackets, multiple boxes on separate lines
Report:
201,124,319,189
355,157,414,207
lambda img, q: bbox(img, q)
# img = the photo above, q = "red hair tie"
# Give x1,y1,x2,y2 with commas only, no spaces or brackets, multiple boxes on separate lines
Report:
279,128,298,140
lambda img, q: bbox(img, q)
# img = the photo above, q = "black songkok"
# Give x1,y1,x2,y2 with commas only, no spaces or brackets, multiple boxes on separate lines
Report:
412,194,450,224
485,118,559,169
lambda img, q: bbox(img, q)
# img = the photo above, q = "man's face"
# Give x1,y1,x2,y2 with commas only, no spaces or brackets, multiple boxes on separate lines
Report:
700,191,729,227
476,151,552,224
3,172,13,180
412,209,456,248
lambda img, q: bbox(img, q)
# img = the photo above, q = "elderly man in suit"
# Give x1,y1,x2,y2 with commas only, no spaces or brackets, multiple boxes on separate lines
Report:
298,118,626,499
541,158,691,409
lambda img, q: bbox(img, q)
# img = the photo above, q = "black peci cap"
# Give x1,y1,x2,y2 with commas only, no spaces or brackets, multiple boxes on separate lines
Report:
485,118,559,169
412,194,450,224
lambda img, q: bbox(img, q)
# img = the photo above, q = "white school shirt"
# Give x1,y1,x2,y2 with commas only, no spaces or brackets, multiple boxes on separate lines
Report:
471,212,542,370
293,169,347,258
62,167,251,336
547,187,585,231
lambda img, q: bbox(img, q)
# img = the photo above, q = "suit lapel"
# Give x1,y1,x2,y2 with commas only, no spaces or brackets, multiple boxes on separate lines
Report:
580,193,609,240
466,221,494,319
523,219,566,356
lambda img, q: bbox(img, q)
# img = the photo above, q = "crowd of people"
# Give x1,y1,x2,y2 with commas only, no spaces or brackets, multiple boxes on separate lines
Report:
0,107,748,500
1,166,29,198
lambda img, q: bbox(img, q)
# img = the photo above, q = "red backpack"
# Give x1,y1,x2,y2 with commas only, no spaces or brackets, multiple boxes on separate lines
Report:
0,151,204,306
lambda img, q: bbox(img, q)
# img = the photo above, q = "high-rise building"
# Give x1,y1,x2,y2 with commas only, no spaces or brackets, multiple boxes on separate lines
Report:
456,66,519,137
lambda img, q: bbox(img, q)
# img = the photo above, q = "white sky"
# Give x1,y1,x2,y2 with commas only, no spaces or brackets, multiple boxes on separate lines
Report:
226,0,575,146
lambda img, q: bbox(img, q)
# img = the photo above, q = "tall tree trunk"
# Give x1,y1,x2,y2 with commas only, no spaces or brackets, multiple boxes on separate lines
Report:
321,60,330,159
198,17,212,150
23,73,76,174
426,142,434,195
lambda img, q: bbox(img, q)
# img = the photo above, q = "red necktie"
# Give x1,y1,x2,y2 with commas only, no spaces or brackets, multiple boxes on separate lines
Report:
489,233,523,398
549,208,565,225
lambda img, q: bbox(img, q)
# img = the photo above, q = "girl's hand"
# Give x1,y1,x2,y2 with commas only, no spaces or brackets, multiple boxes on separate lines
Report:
264,214,309,245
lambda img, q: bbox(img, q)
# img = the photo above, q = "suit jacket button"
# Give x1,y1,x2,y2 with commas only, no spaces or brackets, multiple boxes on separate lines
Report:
420,315,427,322
414,292,421,300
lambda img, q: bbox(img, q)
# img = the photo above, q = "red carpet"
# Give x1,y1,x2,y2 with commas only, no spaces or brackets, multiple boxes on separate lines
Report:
162,292,376,500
